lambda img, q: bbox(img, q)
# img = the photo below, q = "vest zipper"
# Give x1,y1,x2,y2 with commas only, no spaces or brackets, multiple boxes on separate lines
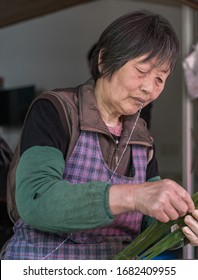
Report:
115,139,119,166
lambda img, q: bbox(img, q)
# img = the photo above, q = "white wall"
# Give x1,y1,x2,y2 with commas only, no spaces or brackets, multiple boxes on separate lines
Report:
0,0,182,181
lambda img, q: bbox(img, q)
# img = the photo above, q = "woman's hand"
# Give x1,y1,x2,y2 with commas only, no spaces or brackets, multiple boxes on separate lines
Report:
131,179,195,223
109,179,195,223
182,210,198,246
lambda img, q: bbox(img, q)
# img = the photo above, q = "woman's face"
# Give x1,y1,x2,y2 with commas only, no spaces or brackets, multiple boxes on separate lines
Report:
97,55,170,117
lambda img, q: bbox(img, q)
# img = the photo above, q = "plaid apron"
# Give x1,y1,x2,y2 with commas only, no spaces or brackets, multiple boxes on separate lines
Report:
4,131,147,259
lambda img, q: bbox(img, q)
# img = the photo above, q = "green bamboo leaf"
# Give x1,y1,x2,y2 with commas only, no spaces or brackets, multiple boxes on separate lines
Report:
138,228,185,260
192,192,198,206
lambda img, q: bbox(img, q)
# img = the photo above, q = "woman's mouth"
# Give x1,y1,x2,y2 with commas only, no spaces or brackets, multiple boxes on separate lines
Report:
133,97,146,105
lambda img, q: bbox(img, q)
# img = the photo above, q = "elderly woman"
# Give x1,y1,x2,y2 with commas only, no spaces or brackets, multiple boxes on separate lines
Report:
4,10,198,259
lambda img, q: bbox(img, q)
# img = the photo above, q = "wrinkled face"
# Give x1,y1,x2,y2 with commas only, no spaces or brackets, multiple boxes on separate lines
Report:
99,55,171,116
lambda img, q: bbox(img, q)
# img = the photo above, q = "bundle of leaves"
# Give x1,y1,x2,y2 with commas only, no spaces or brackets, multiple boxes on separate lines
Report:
113,192,198,260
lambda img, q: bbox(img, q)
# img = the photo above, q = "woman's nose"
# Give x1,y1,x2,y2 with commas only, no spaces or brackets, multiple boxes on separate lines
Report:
140,76,154,93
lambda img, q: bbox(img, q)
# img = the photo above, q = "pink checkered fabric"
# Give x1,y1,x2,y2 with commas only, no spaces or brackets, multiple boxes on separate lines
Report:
64,131,147,239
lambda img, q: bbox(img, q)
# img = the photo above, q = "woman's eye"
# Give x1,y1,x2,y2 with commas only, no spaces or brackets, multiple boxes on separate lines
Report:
136,68,146,74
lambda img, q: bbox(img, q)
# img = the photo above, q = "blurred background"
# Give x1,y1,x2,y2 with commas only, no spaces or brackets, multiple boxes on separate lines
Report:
0,0,198,259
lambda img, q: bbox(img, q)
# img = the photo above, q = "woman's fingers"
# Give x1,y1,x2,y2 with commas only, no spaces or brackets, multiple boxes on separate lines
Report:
182,210,198,246
135,179,195,223
182,226,198,246
184,210,198,233
175,187,195,213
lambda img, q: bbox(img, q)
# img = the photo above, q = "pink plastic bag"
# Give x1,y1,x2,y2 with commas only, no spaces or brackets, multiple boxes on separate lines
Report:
183,44,198,99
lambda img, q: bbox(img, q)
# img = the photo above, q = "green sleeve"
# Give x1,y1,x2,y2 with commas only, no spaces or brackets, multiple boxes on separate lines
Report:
16,146,114,233
147,176,161,182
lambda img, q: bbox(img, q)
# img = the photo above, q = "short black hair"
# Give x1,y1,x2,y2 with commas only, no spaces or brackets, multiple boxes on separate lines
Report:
87,43,97,77
87,43,97,65
91,10,179,80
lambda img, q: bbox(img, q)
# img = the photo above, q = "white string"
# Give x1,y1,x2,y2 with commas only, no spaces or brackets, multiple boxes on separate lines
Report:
108,104,143,183
41,234,72,260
